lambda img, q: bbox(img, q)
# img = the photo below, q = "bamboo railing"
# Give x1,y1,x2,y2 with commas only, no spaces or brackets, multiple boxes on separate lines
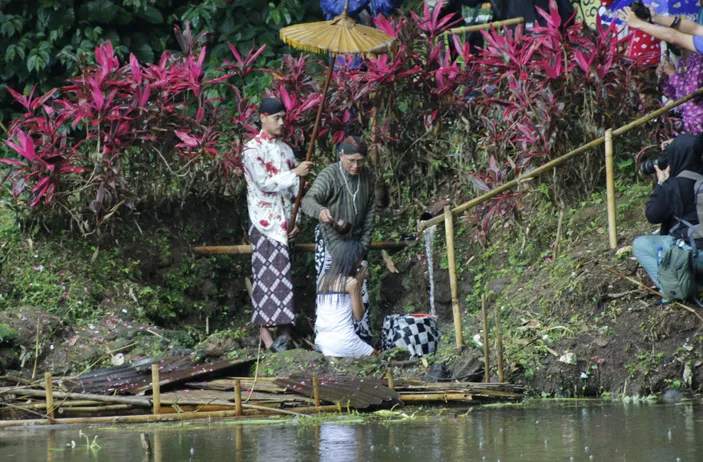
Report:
194,240,413,255
444,17,525,38
418,87,703,369
418,87,703,233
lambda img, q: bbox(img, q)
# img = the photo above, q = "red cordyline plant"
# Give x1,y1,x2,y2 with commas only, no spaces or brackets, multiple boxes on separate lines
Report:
0,30,262,234
268,55,324,153
1,3,669,240
339,6,474,199
464,1,671,236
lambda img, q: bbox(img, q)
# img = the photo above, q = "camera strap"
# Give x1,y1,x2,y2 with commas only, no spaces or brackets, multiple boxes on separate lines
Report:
676,171,703,240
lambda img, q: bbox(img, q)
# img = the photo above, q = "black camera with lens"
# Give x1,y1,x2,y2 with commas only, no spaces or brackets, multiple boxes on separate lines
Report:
630,0,652,22
640,156,669,175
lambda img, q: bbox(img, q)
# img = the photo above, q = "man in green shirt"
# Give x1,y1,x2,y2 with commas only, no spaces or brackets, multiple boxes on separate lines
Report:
301,136,376,344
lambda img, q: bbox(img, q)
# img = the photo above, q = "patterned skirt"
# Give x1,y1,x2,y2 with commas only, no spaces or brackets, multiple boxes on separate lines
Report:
314,225,372,344
250,225,295,327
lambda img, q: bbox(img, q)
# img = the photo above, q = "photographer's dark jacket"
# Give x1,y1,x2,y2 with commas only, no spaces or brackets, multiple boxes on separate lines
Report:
646,135,703,241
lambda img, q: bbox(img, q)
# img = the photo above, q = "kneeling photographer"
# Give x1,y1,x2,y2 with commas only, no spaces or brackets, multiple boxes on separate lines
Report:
633,134,703,302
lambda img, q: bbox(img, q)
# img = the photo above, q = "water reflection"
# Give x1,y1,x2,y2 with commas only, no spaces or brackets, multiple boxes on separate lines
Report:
0,402,702,461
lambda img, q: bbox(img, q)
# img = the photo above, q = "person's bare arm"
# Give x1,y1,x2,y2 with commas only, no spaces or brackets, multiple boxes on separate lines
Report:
621,7,698,53
346,278,365,321
651,8,703,36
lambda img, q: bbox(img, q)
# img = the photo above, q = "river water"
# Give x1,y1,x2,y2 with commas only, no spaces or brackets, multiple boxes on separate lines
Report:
2,402,702,461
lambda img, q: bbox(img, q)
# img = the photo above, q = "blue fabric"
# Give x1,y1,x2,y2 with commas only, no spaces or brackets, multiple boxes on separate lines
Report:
320,0,403,19
320,0,368,20
608,0,699,17
694,35,703,55
370,0,404,16
633,235,676,288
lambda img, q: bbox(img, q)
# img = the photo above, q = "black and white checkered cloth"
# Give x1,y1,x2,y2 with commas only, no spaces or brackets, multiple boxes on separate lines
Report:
382,314,440,357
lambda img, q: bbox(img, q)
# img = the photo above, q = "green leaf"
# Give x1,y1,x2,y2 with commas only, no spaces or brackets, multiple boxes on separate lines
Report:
112,6,133,26
1,21,15,37
37,8,51,31
85,26,104,42
78,0,119,23
27,55,37,72
240,28,257,41
49,29,61,43
104,29,121,46
48,8,76,30
138,5,164,24
12,17,23,35
617,158,633,170
5,45,15,63
131,39,154,63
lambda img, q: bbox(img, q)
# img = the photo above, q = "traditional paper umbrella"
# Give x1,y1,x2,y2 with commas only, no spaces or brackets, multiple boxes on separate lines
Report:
280,0,395,230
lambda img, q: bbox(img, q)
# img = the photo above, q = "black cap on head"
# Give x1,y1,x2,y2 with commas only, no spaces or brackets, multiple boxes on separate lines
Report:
259,97,285,115
339,136,368,156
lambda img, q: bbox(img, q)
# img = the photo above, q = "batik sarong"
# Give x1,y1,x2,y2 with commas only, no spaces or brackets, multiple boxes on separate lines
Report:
250,225,295,327
314,225,372,344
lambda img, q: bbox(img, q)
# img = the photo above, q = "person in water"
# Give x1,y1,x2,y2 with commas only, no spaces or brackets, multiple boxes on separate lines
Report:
315,240,376,358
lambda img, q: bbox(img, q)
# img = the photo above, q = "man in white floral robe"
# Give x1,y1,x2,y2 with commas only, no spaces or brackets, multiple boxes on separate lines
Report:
242,97,312,351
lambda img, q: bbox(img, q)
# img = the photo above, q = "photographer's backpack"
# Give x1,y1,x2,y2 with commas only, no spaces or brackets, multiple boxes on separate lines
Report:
657,171,703,305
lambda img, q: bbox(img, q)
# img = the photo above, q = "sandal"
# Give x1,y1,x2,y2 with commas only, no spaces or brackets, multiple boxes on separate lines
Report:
269,334,291,353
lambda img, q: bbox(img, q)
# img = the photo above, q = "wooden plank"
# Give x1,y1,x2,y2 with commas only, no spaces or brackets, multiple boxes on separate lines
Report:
63,357,254,395
276,375,399,409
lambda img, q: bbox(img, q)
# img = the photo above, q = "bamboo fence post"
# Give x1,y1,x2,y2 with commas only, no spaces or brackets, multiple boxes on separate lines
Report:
151,364,161,415
605,128,617,249
417,86,703,233
386,369,395,390
494,306,505,383
444,206,464,350
481,294,490,383
312,377,321,408
44,372,54,424
234,379,242,416
553,209,565,261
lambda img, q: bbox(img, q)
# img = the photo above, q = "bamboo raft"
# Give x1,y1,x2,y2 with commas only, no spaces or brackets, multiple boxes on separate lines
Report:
0,353,523,428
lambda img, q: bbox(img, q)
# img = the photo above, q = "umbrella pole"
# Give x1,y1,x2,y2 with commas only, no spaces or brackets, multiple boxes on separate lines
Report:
289,59,336,230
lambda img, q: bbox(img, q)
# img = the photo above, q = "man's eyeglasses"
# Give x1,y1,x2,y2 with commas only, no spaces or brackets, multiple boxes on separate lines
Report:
343,158,366,166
